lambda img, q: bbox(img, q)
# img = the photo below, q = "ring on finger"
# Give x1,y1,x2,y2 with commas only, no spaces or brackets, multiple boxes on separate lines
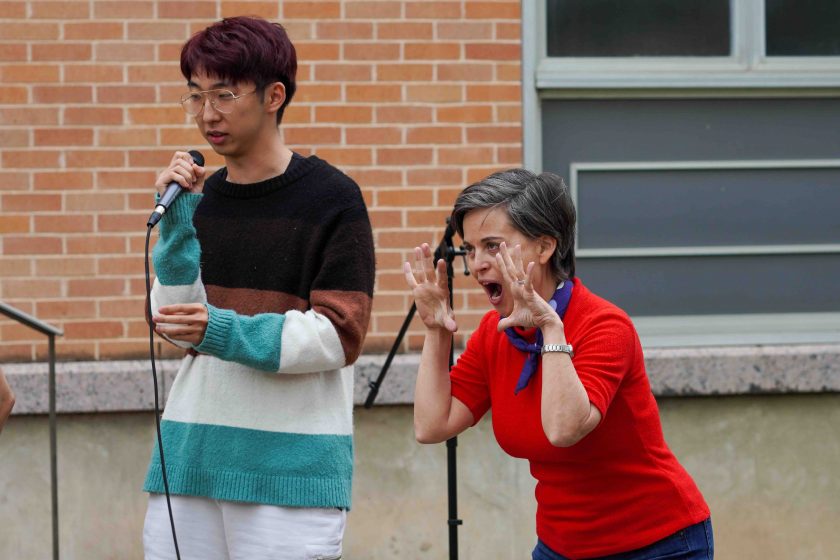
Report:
515,279,526,285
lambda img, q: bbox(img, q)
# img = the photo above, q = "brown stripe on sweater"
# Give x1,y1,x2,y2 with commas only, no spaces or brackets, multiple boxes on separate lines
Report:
311,289,373,365
206,285,308,316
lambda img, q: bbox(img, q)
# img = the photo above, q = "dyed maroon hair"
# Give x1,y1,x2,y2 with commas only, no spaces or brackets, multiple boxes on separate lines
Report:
180,16,297,124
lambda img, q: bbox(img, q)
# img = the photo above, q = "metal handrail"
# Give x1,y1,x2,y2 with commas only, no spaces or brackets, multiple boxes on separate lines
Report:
0,301,63,560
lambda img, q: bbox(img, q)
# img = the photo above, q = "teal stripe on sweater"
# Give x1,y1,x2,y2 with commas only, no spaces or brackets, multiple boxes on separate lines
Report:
143,420,353,508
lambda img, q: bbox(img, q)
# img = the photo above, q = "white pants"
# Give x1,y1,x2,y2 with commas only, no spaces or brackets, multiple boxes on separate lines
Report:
143,494,345,560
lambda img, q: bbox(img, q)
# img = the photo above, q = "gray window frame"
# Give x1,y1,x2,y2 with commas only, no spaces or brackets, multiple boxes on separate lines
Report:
522,0,840,347
533,0,840,92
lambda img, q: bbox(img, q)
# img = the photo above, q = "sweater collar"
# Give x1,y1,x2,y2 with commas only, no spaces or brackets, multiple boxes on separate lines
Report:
205,153,319,199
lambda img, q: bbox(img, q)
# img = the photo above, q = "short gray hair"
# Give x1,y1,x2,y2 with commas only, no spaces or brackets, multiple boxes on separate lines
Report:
451,168,576,281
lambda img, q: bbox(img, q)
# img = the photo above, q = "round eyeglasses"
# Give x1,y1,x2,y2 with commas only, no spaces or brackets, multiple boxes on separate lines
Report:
179,89,257,116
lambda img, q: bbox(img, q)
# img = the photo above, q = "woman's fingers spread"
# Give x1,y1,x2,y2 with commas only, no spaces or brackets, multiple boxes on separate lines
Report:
504,245,521,279
403,261,419,288
513,244,524,275
413,246,427,283
506,243,523,282
497,243,518,286
421,243,436,277
496,253,514,285
497,242,510,277
498,241,509,263
506,244,522,281
436,258,448,289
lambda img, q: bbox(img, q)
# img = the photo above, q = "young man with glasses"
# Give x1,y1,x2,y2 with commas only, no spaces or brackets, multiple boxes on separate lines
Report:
143,16,375,559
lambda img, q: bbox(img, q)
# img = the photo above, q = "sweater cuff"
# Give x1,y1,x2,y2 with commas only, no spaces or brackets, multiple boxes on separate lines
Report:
194,304,234,356
158,192,202,226
155,192,204,235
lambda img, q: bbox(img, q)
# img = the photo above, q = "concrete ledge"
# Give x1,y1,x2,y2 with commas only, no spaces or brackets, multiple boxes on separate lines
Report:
646,344,840,395
4,344,840,415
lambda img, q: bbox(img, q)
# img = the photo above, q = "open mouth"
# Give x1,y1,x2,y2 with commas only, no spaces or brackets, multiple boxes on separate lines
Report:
480,281,504,306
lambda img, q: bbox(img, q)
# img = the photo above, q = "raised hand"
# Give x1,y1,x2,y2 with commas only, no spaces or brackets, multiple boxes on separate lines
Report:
495,242,560,332
404,243,458,332
154,151,206,196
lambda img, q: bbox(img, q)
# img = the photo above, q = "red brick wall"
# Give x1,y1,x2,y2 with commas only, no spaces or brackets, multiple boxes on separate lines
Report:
0,1,522,361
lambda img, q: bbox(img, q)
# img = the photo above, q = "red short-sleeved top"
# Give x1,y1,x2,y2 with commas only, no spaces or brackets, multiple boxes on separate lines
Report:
450,278,709,558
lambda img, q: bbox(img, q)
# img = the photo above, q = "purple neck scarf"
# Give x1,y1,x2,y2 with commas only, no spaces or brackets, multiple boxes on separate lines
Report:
503,280,573,394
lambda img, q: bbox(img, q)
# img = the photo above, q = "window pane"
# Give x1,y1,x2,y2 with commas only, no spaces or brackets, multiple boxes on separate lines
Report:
580,254,840,316
765,0,840,56
546,0,730,57
576,167,840,250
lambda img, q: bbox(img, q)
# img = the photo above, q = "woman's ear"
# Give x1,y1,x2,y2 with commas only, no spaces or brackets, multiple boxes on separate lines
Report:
537,235,558,265
265,82,286,116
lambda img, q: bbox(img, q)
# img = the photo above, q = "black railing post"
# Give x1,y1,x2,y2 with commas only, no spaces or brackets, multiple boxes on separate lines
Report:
0,301,63,560
49,333,59,560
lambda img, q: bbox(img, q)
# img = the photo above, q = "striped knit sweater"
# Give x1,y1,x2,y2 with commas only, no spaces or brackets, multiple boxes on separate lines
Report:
143,154,375,509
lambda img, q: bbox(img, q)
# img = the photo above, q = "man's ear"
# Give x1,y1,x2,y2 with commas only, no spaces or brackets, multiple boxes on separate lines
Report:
265,82,286,116
537,235,558,265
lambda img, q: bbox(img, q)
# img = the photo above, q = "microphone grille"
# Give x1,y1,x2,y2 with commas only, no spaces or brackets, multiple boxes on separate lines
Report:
188,150,205,167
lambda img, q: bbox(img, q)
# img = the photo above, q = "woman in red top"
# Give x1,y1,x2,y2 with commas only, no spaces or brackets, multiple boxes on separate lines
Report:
405,169,713,559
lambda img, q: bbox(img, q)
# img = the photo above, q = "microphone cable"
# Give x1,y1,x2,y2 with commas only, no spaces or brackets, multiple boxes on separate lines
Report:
142,150,202,559
145,224,182,560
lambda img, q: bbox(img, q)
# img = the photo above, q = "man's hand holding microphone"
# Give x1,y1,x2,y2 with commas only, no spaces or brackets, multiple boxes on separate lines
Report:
147,150,206,228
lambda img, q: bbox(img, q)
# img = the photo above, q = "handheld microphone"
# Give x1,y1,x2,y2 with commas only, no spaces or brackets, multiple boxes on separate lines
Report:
147,150,205,228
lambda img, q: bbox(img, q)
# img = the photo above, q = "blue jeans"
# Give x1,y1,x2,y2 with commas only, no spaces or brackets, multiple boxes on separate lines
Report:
532,517,714,560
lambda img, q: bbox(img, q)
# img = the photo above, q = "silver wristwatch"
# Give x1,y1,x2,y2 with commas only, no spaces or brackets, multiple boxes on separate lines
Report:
541,343,574,358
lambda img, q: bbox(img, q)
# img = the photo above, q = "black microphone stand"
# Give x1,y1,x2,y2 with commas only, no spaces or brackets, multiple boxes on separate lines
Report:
364,218,469,560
